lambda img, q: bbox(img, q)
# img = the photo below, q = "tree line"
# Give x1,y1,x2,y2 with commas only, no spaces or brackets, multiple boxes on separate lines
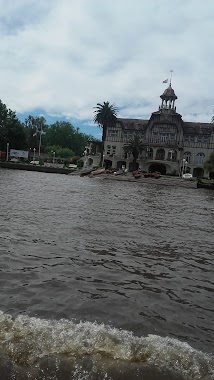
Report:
0,100,94,158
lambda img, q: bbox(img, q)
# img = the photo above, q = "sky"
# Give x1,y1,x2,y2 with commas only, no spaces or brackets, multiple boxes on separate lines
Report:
0,0,214,139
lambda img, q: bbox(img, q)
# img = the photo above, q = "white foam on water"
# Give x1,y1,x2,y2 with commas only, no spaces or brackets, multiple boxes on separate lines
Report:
0,311,213,379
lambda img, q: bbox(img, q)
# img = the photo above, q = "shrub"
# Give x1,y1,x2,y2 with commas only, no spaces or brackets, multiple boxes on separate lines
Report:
77,159,84,168
71,156,81,164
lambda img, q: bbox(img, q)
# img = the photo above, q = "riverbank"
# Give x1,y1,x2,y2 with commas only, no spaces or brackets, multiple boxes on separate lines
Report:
91,172,198,188
0,163,201,189
0,161,73,174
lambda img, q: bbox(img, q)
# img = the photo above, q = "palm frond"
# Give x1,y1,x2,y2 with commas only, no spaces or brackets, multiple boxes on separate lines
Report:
93,101,118,127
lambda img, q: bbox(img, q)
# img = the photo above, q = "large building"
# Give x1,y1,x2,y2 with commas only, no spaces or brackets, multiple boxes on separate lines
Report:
86,84,214,177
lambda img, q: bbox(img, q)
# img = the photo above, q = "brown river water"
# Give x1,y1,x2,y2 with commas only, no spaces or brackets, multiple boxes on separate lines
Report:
0,168,213,380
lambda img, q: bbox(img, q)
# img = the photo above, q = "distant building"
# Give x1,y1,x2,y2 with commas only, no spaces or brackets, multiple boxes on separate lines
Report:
85,84,214,177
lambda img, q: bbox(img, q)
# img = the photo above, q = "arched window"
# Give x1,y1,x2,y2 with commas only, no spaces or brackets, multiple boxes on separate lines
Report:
183,151,191,163
196,153,205,165
167,149,177,161
155,148,165,160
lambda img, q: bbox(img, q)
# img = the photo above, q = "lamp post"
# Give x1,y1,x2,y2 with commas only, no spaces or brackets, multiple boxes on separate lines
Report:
33,148,36,161
53,151,55,164
102,154,105,167
6,142,9,161
180,159,188,177
184,160,187,174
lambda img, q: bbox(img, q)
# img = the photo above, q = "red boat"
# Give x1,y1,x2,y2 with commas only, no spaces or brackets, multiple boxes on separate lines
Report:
132,170,142,179
144,171,161,178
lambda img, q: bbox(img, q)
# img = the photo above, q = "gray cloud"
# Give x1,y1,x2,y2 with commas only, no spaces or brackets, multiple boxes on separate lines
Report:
0,0,214,129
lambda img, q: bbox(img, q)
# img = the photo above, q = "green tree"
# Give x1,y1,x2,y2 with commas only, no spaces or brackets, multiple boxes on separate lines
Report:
123,135,145,170
44,121,93,156
93,101,118,166
44,122,75,149
44,145,75,159
0,100,27,150
24,115,47,152
204,152,214,176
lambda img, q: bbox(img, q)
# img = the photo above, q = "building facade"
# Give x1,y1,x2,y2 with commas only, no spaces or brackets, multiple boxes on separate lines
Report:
86,85,214,177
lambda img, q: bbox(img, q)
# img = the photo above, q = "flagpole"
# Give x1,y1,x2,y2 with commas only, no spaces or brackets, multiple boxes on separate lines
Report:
169,70,173,85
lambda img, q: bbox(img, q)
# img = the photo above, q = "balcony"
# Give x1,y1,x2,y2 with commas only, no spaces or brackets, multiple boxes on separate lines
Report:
146,139,180,148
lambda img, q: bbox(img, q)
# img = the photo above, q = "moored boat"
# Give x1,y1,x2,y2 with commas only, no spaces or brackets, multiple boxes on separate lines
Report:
132,170,142,179
114,169,124,176
80,169,93,177
92,168,106,175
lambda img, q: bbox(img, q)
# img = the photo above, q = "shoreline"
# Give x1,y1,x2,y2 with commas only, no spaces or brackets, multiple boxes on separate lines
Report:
0,163,200,189
0,161,73,175
90,173,198,188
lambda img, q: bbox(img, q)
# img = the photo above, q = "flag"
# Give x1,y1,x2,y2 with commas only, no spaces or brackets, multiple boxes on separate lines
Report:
163,79,168,83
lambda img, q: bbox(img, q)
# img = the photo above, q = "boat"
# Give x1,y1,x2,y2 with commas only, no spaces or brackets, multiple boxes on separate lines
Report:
114,169,124,176
80,169,93,177
182,173,193,180
91,168,105,176
144,171,161,178
132,170,142,179
197,180,214,190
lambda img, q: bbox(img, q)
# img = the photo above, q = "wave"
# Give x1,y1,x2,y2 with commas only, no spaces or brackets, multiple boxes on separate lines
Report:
0,311,213,380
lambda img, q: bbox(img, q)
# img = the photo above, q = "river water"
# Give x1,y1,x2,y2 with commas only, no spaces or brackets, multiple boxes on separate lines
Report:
0,168,213,380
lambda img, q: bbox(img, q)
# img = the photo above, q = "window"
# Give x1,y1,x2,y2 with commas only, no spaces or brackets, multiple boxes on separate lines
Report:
112,145,116,155
168,149,177,161
108,130,118,137
196,152,205,165
146,148,153,159
183,151,191,163
156,148,165,160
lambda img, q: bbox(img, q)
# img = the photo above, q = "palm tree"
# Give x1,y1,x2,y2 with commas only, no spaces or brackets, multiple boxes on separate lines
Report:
93,101,118,166
123,135,145,170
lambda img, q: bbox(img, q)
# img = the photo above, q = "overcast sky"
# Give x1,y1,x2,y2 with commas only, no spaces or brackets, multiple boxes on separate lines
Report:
1,0,214,138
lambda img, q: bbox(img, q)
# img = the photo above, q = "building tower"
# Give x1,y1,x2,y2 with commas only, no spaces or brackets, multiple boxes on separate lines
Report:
159,83,178,112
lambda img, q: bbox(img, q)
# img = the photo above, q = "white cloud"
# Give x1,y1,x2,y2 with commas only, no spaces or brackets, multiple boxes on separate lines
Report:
0,0,214,130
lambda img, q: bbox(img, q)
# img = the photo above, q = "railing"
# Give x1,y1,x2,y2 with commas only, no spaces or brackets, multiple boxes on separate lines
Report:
146,139,179,146
182,142,214,149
